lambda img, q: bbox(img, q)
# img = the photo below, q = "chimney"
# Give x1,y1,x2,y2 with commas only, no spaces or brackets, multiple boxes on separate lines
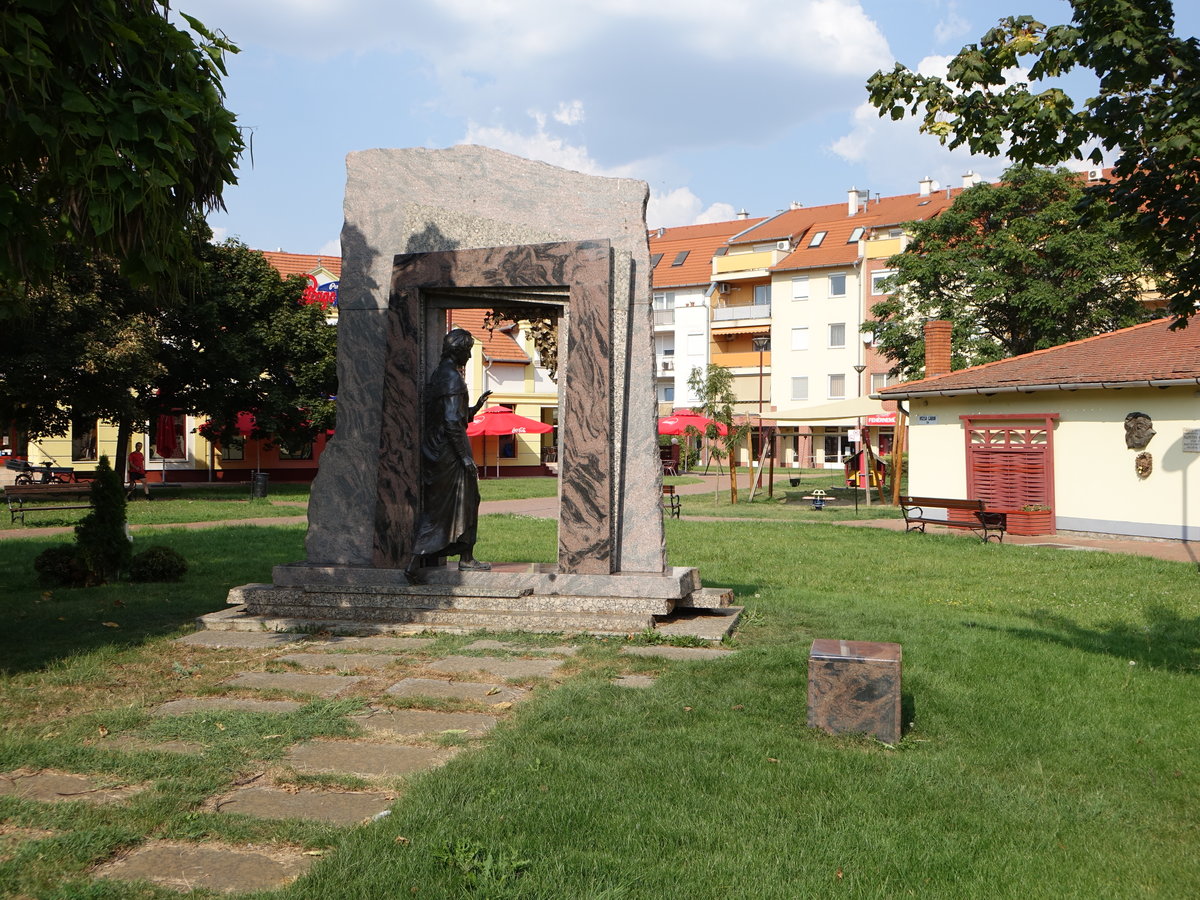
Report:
789,200,803,210
918,176,934,197
924,320,953,378
962,170,982,189
848,187,869,216
736,208,749,220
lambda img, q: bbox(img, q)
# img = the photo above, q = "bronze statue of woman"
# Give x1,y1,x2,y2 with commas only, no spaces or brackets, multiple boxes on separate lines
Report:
406,328,492,581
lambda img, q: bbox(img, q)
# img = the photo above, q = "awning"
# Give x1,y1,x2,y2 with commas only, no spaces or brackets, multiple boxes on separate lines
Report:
772,396,889,422
711,325,770,338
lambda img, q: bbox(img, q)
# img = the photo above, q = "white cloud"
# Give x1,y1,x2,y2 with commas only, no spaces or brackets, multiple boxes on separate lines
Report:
933,1,970,45
553,100,585,127
647,188,738,229
318,237,341,257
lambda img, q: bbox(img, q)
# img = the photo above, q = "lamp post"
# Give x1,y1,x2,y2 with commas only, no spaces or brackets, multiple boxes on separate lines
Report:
853,363,868,508
752,335,770,491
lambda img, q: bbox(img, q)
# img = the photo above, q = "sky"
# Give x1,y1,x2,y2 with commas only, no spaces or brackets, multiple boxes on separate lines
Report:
178,0,1200,257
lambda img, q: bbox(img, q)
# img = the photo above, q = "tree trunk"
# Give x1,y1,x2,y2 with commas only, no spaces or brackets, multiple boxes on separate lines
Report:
114,418,133,484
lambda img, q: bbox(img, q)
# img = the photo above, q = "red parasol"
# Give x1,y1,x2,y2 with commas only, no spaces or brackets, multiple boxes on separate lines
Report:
657,410,727,436
154,414,179,458
466,406,553,477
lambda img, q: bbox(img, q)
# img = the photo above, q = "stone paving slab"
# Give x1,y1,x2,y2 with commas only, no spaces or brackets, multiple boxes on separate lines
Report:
385,677,527,704
151,698,303,716
654,606,743,642
426,655,564,679
0,771,144,805
94,841,313,894
612,675,657,689
461,640,579,656
278,652,403,671
620,645,736,661
175,631,307,649
300,635,437,651
353,708,497,739
285,740,459,778
215,785,394,825
225,671,366,697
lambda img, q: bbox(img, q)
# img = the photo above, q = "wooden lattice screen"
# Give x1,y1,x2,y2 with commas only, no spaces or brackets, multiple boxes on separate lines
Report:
962,414,1059,510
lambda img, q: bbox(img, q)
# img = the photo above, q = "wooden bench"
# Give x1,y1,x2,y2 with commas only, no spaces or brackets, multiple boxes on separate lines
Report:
662,484,681,519
5,483,95,524
899,496,1006,543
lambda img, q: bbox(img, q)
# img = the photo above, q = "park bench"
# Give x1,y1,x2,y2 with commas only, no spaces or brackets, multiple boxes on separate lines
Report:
5,483,95,525
662,484,681,519
899,495,1006,543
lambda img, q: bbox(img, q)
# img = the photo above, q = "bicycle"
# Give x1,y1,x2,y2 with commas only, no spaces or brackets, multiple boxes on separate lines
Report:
7,458,71,485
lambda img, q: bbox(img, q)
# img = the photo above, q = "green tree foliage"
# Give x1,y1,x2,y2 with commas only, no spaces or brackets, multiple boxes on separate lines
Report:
868,165,1153,378
0,0,243,308
866,0,1200,323
74,455,130,584
687,365,751,503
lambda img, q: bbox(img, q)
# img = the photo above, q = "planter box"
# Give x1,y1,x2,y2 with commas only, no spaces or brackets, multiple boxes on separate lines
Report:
1006,510,1055,536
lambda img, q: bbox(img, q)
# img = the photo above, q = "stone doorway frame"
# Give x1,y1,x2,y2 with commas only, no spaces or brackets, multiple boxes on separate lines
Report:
373,239,622,575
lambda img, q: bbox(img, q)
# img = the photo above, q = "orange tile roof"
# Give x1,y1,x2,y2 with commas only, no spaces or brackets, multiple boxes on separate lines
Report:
449,309,531,364
773,218,869,271
260,250,342,278
649,218,765,289
879,318,1200,396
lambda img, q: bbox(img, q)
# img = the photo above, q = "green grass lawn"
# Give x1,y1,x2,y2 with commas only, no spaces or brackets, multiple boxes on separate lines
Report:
0,514,1196,897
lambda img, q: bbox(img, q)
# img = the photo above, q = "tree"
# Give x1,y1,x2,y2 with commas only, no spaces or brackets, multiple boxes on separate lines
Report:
0,1,243,309
866,0,1200,324
867,165,1153,378
687,365,751,504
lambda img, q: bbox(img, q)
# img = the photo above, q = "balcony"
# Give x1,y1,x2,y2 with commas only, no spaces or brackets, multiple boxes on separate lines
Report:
713,303,771,322
653,309,675,327
711,350,772,369
713,249,784,277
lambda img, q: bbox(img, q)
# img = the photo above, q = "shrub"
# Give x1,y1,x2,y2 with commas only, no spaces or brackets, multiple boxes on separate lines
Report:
34,544,86,587
74,454,130,584
129,545,188,582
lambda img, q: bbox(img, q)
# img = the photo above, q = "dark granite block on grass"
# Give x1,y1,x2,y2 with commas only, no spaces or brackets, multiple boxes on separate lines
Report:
807,639,902,744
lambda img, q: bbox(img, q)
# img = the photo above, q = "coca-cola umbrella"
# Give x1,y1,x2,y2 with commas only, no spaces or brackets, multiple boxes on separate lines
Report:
466,406,553,478
657,410,728,436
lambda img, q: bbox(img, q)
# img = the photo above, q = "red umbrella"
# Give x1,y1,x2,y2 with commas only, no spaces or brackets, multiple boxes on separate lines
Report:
154,414,179,458
657,410,727,436
466,406,553,477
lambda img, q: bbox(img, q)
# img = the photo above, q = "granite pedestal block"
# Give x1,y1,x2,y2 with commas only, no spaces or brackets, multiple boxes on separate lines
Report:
807,639,902,744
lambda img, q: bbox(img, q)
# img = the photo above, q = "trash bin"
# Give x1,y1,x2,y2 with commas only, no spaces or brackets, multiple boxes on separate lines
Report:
250,472,269,498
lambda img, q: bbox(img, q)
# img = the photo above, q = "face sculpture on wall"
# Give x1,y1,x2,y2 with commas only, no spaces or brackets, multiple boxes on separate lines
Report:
404,328,493,583
1135,452,1153,479
1124,412,1156,450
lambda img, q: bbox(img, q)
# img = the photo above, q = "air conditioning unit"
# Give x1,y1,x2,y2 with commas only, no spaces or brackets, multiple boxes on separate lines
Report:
1088,168,1104,181
718,283,731,294
660,360,674,372
776,240,791,252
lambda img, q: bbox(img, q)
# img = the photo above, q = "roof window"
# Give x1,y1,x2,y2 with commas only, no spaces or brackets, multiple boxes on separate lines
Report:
808,231,827,248
847,226,864,243
650,253,663,268
671,250,689,266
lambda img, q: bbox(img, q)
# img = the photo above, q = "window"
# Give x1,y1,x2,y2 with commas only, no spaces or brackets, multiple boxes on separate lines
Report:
71,416,97,461
828,273,846,296
791,276,809,300
661,385,675,403
652,291,676,309
753,284,770,305
828,322,846,347
220,437,244,461
279,442,313,461
871,269,897,295
791,377,809,401
671,250,689,266
847,226,864,243
790,327,809,351
871,372,897,392
828,373,846,399
808,231,827,248
650,253,663,268
150,413,186,460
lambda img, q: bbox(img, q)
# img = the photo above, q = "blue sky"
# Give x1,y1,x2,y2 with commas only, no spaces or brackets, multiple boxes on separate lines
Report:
179,0,1200,256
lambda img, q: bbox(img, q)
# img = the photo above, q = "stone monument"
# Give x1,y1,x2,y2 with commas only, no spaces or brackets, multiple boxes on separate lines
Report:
203,146,735,637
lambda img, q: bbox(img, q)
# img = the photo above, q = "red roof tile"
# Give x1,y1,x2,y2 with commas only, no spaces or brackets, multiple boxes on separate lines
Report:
449,309,531,364
880,319,1200,396
649,218,764,289
260,250,342,278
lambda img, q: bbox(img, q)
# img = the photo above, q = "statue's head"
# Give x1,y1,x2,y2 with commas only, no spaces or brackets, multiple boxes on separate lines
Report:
1124,412,1155,449
443,328,474,366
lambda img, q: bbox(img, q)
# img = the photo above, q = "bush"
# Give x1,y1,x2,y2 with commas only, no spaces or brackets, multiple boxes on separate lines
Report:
34,544,86,587
74,454,130,584
129,545,188,582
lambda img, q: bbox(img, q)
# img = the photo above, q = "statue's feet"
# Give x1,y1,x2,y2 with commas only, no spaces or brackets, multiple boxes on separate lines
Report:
458,559,491,571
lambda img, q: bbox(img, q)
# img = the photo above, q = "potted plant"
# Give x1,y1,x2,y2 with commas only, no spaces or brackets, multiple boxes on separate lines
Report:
1007,503,1055,536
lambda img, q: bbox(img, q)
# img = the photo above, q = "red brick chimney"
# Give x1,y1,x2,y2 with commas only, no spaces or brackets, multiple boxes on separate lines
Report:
924,320,953,378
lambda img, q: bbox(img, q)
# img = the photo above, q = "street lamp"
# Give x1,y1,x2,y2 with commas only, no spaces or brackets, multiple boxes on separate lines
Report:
752,335,770,489
853,364,868,508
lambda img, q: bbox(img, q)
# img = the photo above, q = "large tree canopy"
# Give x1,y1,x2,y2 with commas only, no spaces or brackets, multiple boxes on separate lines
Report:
867,165,1153,379
0,1,242,307
867,0,1200,324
